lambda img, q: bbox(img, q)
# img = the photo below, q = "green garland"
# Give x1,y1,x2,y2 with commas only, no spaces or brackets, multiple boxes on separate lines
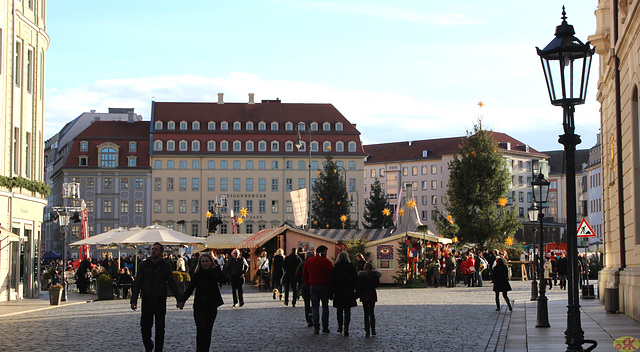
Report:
0,176,50,197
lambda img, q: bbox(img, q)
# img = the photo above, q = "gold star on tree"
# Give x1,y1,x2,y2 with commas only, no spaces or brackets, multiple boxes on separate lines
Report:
340,215,347,223
446,214,454,224
505,237,514,246
406,199,417,208
498,197,508,207
452,237,458,243
382,208,391,216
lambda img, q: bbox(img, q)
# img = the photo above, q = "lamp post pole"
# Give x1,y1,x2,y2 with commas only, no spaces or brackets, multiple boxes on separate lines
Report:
528,206,539,301
537,7,597,351
531,174,550,328
350,190,359,229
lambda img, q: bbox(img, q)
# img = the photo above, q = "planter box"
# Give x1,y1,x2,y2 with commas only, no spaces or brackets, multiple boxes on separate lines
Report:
41,280,50,291
97,285,114,300
49,288,63,305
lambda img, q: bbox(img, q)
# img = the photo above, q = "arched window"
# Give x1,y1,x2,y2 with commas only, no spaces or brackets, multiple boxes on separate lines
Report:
233,141,242,151
167,140,175,151
348,141,357,152
271,122,278,131
258,141,267,151
221,122,228,130
285,141,294,152
310,141,319,152
336,122,343,131
192,121,200,130
154,140,163,151
101,147,116,168
323,141,331,151
336,141,344,152
258,122,266,131
221,141,229,151
246,141,254,151
167,121,175,130
155,121,163,130
233,122,241,131
192,140,200,151
310,122,318,131
179,140,188,151
208,121,215,130
180,121,188,130
271,141,279,151
285,122,293,131
246,122,254,130
207,141,216,151
323,122,330,131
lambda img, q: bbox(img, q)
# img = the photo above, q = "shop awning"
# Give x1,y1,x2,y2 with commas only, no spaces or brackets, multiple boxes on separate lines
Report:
0,226,19,242
200,234,252,250
239,227,287,249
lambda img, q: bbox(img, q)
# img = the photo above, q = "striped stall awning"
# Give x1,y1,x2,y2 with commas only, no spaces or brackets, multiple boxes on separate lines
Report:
307,228,394,242
239,227,287,249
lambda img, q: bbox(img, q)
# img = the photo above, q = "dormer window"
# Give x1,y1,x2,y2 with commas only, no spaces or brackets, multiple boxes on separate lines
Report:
98,144,119,168
192,140,200,151
167,140,175,151
336,141,344,152
323,141,331,151
323,122,330,131
221,141,229,151
285,141,294,152
179,140,188,151
233,141,241,151
271,122,279,131
207,140,216,151
80,141,88,152
310,122,318,131
246,141,254,151
246,122,254,130
336,122,343,131
348,141,356,152
258,122,266,131
180,121,188,130
192,121,200,130
233,122,241,130
129,142,137,152
79,156,88,166
271,141,279,151
155,121,163,130
154,140,163,151
285,122,293,131
167,121,175,130
208,121,215,130
221,122,229,130
310,141,319,152
258,141,267,151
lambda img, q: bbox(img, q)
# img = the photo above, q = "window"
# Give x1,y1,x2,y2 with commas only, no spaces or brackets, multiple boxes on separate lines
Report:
192,178,199,191
154,141,163,151
402,167,408,176
192,141,200,151
431,165,437,174
103,200,112,213
246,224,253,233
86,200,95,213
272,161,278,169
167,178,174,191
259,178,266,191
192,200,200,214
310,122,318,131
286,200,293,213
286,178,293,191
349,178,356,192
246,160,253,169
246,122,254,130
259,200,266,213
349,161,356,170
101,147,117,167
432,195,437,205
179,140,188,151
271,122,279,130
323,122,330,131
208,160,215,169
87,178,95,189
128,157,136,167
271,200,279,213
221,122,228,130
135,178,143,189
168,121,175,130
221,161,228,169
259,161,266,169
121,200,129,213
518,176,524,185
167,200,174,213
323,141,331,151
221,178,228,191
233,178,241,191
220,224,227,234
370,169,376,178
104,177,113,189
258,122,266,130
155,121,163,130
299,161,305,170
193,121,200,130
527,192,532,203
412,166,418,175
179,200,187,213
180,121,188,130
154,160,162,169
233,200,240,212
232,160,240,169
154,178,162,191
14,41,22,87
336,141,344,152
233,141,241,151
154,200,161,213
208,178,215,191
286,161,293,169
246,141,254,151
271,141,279,152
192,160,199,169
336,122,343,131
179,178,187,191
192,224,199,236
80,141,88,151
180,160,187,169
348,141,356,152
167,160,174,169
79,157,88,166
246,178,253,191
221,141,228,151
135,201,143,214
167,141,175,151
311,141,319,152
207,141,216,151
519,192,524,202
285,141,294,152
285,122,294,131
272,178,279,191
299,178,306,189
258,141,267,151
208,121,215,130
421,181,428,190
431,180,437,190
234,121,241,130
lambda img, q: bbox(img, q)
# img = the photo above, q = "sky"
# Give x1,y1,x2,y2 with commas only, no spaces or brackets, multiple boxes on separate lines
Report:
44,0,601,152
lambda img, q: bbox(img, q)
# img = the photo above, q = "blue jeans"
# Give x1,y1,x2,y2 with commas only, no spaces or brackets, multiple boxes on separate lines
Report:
310,286,329,330
475,271,483,287
447,274,456,287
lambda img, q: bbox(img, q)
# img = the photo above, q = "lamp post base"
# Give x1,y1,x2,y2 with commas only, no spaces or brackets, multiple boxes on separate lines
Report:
531,279,539,301
536,295,550,328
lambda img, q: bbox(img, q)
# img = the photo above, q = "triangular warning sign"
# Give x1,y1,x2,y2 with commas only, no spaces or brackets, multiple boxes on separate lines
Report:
577,218,597,237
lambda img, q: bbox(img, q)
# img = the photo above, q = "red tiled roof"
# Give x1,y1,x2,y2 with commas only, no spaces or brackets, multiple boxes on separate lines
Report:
364,132,547,163
64,121,150,168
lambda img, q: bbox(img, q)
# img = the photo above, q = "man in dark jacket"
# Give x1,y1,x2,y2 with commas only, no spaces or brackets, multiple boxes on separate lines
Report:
223,249,248,307
283,248,303,307
130,243,182,352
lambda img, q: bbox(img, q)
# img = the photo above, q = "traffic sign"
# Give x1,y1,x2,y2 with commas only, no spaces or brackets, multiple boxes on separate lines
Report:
577,218,597,237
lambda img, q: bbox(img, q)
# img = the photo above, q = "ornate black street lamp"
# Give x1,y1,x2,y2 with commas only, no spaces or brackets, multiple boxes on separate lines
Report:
531,173,550,328
527,205,539,301
536,6,597,352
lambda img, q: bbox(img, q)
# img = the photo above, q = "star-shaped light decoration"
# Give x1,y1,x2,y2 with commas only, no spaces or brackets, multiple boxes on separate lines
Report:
406,199,417,208
505,237,514,246
206,211,212,218
239,208,248,218
398,208,405,216
452,236,458,243
446,214,454,224
382,208,391,216
478,101,485,108
237,218,244,225
340,215,347,223
498,197,508,207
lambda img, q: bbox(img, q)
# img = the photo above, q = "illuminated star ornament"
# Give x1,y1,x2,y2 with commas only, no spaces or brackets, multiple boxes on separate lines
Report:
340,215,347,223
237,218,244,225
398,208,405,216
498,197,508,207
505,237,514,246
382,208,391,216
206,211,212,218
452,237,458,243
478,101,485,108
239,208,248,218
406,199,417,208
446,214,454,224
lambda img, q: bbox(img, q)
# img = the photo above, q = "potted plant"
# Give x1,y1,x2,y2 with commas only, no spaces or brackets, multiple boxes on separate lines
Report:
41,272,51,290
49,284,63,305
96,274,114,300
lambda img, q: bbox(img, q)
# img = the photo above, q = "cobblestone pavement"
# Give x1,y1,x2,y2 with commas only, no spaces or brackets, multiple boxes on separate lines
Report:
0,280,564,352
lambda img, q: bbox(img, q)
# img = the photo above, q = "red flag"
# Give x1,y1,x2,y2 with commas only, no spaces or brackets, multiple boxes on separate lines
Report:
79,210,89,259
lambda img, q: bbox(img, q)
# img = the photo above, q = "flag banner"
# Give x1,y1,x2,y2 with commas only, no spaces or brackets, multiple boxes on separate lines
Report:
290,188,308,227
393,186,403,225
230,210,238,234
80,210,89,259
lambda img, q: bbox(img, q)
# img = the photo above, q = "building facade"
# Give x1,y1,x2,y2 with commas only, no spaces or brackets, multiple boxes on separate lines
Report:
150,95,368,235
363,133,549,240
0,1,49,301
589,0,640,321
584,135,603,249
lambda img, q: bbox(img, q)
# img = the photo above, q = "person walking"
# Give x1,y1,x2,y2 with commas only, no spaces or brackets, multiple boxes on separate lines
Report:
557,252,568,290
355,253,366,272
283,248,302,306
256,251,270,292
492,257,513,311
303,245,334,335
445,253,457,288
357,262,381,337
271,248,285,300
296,251,314,327
130,243,183,352
543,256,553,290
177,253,224,352
329,251,358,337
224,249,248,307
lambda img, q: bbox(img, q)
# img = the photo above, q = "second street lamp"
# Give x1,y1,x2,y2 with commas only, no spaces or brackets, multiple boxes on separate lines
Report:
527,205,539,301
531,173,550,328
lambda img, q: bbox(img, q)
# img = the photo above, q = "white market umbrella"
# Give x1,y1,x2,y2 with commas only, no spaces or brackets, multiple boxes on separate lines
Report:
113,224,206,246
70,227,142,247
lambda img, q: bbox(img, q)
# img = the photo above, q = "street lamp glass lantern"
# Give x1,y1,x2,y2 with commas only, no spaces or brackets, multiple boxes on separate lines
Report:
531,173,550,205
536,7,595,107
528,205,539,222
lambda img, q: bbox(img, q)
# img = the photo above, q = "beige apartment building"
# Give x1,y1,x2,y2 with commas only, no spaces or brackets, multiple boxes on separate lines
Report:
0,1,48,301
364,133,549,238
590,0,640,321
150,95,367,235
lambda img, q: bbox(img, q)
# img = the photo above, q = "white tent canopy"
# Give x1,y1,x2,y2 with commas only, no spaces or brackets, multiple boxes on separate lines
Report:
112,224,206,246
69,227,143,247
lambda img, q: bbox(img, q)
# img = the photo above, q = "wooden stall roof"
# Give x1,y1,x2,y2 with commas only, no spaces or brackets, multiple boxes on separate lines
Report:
239,225,338,249
366,231,452,247
201,234,252,250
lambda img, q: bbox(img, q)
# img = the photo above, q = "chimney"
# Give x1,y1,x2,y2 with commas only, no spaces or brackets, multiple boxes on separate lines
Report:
217,93,224,104
248,93,255,104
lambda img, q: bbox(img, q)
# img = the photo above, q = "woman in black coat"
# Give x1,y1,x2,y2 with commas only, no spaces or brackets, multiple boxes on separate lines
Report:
271,248,285,300
329,251,358,337
178,253,224,352
357,262,382,337
492,258,513,311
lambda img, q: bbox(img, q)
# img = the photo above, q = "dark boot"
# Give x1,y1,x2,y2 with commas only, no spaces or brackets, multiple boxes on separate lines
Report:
336,313,343,333
507,299,513,311
371,320,376,336
344,317,350,337
365,320,370,337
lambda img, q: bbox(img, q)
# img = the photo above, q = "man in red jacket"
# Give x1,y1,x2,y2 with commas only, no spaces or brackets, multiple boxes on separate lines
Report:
302,245,333,335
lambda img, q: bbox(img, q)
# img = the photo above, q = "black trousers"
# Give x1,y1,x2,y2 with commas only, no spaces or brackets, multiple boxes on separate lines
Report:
231,278,244,305
194,306,218,352
301,286,312,323
140,297,167,352
284,277,298,304
363,302,376,328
